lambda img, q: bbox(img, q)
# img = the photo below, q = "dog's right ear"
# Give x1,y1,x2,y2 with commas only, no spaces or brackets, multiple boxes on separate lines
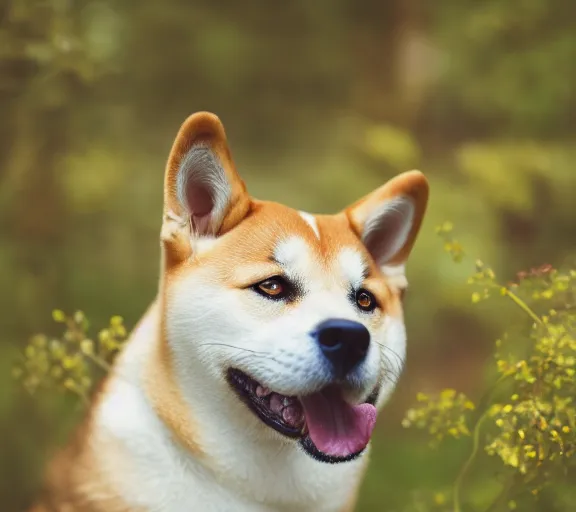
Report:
161,112,251,264
164,112,251,237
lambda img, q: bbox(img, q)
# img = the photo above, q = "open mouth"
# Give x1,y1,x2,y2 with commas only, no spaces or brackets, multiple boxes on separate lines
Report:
227,368,379,463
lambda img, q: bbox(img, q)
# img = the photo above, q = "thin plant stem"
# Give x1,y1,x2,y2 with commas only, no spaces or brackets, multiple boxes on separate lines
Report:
85,351,111,372
452,372,514,512
483,476,516,512
502,288,544,327
453,410,489,512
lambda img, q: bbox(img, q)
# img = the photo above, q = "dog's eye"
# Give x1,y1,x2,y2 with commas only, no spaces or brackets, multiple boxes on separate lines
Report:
258,279,284,296
254,277,289,300
355,289,377,312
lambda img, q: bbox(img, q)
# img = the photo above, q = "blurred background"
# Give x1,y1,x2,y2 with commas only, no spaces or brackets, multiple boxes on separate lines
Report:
1,0,576,510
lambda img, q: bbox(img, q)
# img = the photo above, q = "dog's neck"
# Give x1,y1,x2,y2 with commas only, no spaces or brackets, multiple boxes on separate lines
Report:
91,299,367,512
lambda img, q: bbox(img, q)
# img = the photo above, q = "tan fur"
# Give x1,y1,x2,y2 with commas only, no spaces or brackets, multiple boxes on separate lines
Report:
30,112,428,512
143,299,206,460
31,378,144,512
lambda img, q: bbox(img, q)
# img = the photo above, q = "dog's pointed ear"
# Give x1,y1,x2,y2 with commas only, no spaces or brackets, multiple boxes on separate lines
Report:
345,170,429,285
163,112,251,239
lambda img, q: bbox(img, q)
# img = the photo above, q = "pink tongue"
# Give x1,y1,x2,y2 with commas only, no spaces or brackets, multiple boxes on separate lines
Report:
300,387,377,458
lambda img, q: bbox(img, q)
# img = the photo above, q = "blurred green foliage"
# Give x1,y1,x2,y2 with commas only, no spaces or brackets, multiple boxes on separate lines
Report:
1,0,576,510
13,311,126,402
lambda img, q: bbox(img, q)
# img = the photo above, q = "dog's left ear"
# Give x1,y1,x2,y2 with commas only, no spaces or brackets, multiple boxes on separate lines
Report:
163,112,251,238
345,170,429,283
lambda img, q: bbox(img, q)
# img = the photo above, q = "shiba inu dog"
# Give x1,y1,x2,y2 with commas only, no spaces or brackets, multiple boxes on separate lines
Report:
31,112,429,512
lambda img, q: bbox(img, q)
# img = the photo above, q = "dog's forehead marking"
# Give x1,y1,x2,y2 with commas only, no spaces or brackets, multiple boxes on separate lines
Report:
272,235,332,290
298,211,320,240
272,235,371,294
337,248,368,289
273,236,313,273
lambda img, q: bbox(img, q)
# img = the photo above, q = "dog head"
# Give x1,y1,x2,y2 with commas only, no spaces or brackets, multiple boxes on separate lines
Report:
158,112,428,464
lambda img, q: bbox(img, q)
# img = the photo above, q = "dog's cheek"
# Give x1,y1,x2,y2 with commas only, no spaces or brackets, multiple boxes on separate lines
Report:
166,276,267,366
374,315,407,409
164,278,227,368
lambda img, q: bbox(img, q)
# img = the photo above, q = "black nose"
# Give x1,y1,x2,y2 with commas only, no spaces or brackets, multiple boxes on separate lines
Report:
314,319,370,379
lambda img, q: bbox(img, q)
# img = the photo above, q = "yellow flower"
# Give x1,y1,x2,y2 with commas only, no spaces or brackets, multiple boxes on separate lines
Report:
52,309,66,322
434,493,446,505
80,339,94,355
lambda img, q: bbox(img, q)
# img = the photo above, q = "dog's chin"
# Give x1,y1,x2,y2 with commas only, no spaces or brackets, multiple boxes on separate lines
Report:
226,368,380,464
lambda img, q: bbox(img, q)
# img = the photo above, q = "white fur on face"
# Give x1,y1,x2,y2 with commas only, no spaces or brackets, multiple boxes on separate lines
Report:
273,236,318,285
337,247,367,291
373,314,407,408
166,237,406,410
137,235,409,510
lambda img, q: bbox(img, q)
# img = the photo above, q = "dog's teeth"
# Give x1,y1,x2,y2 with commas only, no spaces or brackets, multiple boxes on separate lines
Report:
256,386,271,398
269,394,284,415
282,406,304,428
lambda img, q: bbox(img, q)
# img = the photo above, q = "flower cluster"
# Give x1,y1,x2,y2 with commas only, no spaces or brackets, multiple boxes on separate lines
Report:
486,395,574,482
13,310,128,402
402,223,576,512
402,389,475,447
435,221,465,263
